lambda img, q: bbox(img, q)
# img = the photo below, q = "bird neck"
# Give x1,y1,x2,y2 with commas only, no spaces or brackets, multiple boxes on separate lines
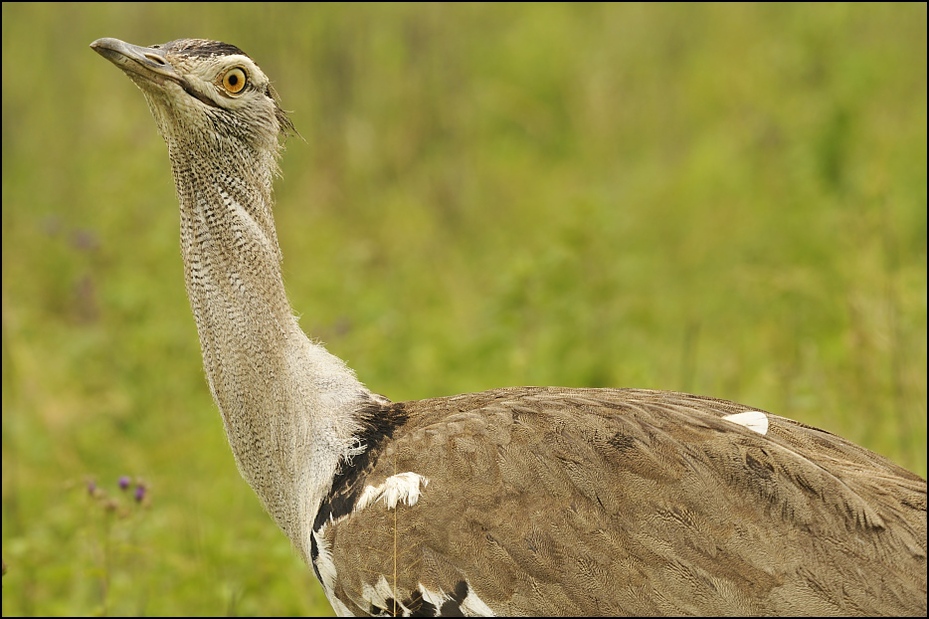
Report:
165,135,369,562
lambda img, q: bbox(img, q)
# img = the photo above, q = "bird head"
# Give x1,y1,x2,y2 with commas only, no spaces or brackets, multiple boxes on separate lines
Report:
91,37,294,153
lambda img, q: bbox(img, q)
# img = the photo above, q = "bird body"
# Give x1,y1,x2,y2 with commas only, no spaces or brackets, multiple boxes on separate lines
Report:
91,37,927,616
319,386,925,615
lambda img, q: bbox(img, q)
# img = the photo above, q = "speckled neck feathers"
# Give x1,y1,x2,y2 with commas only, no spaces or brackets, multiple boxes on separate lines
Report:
93,37,374,564
172,127,370,562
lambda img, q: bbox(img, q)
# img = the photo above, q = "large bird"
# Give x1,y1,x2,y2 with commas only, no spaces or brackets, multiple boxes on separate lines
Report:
90,37,926,616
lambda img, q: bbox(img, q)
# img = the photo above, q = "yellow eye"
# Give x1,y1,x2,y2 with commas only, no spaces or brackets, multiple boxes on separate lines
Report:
222,67,247,94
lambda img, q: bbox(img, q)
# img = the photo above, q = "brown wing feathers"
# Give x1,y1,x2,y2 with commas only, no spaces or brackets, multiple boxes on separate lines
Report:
320,387,926,616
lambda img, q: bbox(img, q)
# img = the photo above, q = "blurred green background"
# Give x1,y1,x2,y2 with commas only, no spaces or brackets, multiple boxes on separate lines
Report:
2,2,926,616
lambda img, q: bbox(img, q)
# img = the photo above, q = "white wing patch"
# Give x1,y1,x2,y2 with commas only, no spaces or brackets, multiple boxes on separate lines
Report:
312,524,338,592
722,410,769,436
418,585,447,611
356,472,430,511
361,576,400,613
362,577,497,616
418,582,496,616
312,523,355,617
459,586,495,616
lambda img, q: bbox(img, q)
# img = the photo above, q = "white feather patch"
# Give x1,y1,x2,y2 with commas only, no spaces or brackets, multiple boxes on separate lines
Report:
418,584,447,610
460,586,496,616
722,410,769,436
312,524,339,592
313,524,356,616
328,596,354,618
356,472,430,512
370,581,496,617
362,575,408,614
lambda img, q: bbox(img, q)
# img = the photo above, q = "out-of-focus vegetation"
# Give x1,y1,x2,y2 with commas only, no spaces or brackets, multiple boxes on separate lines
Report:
2,2,925,616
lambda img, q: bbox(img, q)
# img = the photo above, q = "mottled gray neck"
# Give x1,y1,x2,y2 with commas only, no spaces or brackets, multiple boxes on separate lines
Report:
164,127,370,563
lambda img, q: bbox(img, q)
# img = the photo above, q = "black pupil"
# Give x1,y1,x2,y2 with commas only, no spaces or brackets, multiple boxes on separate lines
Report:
228,74,239,87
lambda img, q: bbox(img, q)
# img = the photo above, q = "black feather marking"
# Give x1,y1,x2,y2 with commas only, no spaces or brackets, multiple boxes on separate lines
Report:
406,589,438,617
313,400,410,532
608,432,637,452
436,580,469,616
159,38,249,59
451,581,469,603
309,533,322,582
437,601,465,617
381,598,397,616
745,452,774,479
371,584,451,616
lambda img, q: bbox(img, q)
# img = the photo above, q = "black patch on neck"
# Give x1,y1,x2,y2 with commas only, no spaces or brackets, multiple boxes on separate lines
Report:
313,400,409,532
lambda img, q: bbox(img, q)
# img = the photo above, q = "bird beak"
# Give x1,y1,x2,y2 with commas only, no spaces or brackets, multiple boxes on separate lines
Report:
90,38,183,88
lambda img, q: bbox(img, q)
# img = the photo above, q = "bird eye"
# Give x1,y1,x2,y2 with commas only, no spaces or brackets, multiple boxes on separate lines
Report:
222,67,247,94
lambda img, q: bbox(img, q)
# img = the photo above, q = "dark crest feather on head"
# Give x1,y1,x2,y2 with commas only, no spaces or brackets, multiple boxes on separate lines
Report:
156,38,250,59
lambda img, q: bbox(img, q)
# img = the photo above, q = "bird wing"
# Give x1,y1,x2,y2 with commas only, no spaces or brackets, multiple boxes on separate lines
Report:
313,386,927,616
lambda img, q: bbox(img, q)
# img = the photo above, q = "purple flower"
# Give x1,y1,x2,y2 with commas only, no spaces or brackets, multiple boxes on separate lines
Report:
86,480,97,496
134,484,147,503
118,476,131,491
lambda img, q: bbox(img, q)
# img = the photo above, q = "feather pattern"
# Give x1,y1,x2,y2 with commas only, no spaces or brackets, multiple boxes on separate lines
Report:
318,387,926,616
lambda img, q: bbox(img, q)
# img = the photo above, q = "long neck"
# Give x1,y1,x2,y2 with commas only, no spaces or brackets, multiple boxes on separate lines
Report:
166,133,369,562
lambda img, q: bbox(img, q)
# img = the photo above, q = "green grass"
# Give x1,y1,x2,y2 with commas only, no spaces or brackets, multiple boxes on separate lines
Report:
3,2,926,616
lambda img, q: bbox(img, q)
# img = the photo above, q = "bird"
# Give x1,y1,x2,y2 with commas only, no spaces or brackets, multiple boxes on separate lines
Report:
90,36,926,617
